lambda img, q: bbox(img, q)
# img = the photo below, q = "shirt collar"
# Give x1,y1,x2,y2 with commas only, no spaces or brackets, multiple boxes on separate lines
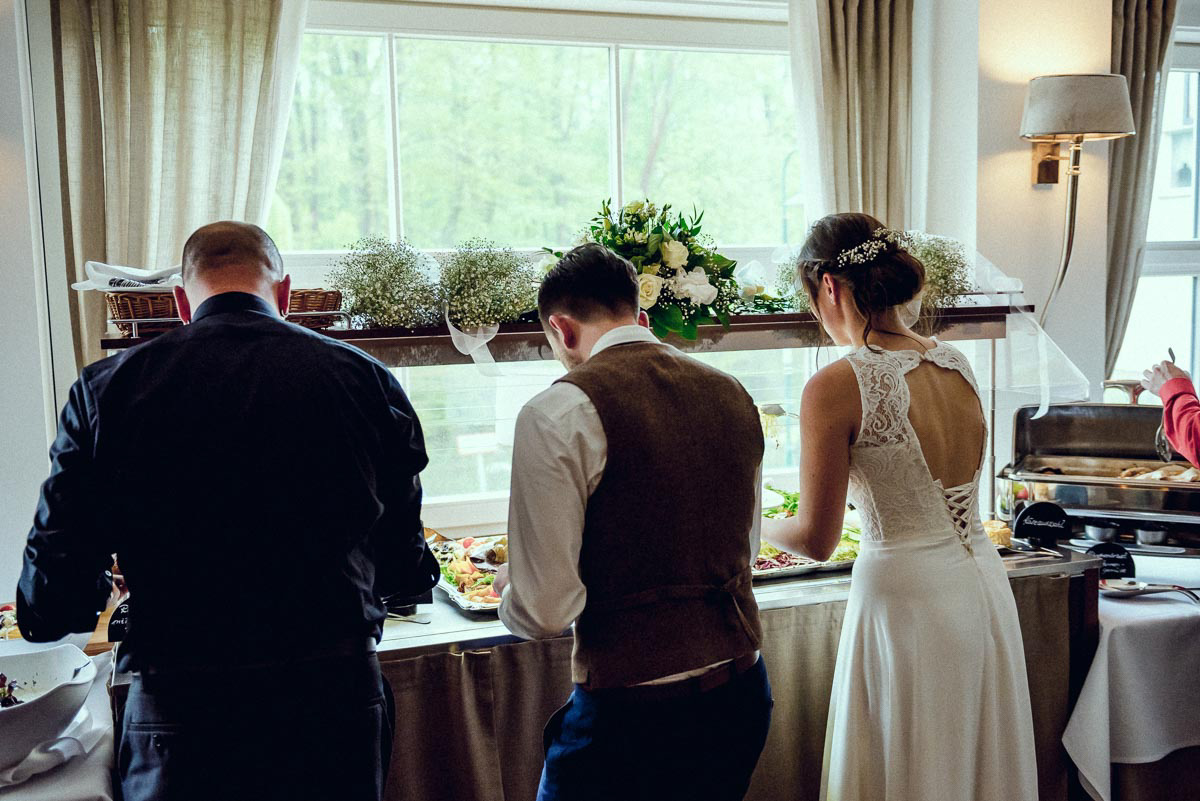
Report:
192,292,279,323
591,324,663,356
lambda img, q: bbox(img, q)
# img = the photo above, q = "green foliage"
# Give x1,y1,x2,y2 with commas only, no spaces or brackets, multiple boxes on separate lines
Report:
268,34,803,252
440,239,539,328
329,237,440,329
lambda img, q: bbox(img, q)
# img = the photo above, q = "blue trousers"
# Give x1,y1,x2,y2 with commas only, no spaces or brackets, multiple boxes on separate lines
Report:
537,657,773,801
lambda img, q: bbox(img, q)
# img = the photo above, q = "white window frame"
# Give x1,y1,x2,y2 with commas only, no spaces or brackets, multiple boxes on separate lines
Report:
283,0,794,288
1137,33,1200,380
283,1,798,529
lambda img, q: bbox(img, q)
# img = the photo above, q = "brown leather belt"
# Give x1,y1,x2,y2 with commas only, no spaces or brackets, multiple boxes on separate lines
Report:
590,652,760,703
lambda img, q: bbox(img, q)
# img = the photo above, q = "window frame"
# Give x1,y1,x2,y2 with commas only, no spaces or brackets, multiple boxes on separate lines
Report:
280,1,794,280
289,2,797,528
1133,33,1200,380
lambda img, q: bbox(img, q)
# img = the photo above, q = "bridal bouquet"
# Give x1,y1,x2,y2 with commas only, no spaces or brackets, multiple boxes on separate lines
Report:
547,199,740,340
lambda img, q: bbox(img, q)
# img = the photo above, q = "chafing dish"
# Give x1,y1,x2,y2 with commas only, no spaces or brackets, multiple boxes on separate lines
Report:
999,404,1200,555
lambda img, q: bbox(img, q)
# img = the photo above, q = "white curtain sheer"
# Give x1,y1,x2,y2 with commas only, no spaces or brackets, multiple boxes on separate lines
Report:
788,0,913,230
54,0,308,367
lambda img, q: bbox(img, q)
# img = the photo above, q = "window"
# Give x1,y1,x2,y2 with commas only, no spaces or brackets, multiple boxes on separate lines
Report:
1117,39,1200,393
264,3,803,510
1147,70,1199,241
268,17,799,265
1110,275,1195,400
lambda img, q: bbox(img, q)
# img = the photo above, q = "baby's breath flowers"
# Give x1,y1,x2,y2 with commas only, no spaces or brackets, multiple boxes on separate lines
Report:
904,232,972,315
440,239,539,329
330,236,440,329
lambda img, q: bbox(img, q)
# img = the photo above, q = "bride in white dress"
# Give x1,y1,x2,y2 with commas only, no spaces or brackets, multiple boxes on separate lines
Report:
764,213,1038,801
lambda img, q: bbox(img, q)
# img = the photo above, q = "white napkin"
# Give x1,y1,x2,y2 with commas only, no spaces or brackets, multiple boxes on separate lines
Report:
73,261,182,293
0,652,112,789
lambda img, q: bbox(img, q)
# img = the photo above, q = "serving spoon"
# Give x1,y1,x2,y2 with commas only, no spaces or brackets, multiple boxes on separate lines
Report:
1154,347,1177,462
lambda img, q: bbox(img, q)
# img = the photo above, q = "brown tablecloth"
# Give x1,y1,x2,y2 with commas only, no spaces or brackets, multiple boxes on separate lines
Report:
381,574,1073,801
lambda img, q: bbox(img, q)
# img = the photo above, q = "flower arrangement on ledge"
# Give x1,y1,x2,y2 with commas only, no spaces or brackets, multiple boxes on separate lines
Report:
439,238,539,329
332,237,539,330
545,199,741,340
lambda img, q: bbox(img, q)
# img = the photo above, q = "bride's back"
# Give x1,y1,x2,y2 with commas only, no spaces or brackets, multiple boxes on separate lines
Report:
903,359,986,490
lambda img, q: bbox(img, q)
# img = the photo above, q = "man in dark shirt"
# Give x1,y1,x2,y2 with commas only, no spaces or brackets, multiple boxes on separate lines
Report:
17,221,437,801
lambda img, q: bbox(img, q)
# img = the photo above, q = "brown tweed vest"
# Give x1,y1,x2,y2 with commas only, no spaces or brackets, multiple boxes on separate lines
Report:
557,340,764,688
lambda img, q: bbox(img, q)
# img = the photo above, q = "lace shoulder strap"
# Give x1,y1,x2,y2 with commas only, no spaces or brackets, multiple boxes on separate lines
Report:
925,342,981,396
843,348,911,447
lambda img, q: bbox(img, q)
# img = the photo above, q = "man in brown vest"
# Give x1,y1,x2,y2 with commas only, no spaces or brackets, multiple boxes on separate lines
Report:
494,243,772,801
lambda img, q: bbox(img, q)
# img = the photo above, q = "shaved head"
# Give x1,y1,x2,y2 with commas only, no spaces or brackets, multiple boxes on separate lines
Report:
181,221,283,283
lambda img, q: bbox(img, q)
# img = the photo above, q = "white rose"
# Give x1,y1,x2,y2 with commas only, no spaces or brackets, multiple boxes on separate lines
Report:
661,239,690,271
735,260,768,300
633,230,647,244
672,268,719,306
637,273,664,309
624,200,645,215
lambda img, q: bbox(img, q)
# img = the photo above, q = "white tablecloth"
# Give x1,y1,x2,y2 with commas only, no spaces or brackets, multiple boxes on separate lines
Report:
0,635,114,801
1062,582,1200,801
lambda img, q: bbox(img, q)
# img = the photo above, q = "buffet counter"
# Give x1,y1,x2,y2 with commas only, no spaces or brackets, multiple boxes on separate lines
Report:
377,551,1099,801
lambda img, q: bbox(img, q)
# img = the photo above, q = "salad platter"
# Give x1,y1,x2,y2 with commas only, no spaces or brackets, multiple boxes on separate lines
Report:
754,485,861,579
425,530,507,612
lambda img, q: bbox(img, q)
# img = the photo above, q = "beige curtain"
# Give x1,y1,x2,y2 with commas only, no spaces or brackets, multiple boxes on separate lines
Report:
789,0,914,228
53,0,308,368
1106,0,1178,378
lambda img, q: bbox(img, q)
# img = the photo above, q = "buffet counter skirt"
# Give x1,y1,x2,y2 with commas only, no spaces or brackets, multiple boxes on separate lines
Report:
377,553,1097,801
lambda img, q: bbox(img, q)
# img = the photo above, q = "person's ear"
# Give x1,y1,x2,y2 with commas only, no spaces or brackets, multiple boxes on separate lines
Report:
276,274,292,317
821,274,839,307
548,313,578,350
173,286,193,324
636,310,650,329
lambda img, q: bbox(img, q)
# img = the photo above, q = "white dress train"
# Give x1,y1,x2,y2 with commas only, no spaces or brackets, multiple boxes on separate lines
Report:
820,341,1039,801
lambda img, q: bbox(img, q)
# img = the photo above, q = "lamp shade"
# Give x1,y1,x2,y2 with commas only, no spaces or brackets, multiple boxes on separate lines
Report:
1020,74,1135,141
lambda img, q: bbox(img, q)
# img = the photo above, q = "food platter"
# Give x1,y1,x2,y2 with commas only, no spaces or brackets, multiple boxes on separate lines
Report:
425,530,507,613
753,486,860,579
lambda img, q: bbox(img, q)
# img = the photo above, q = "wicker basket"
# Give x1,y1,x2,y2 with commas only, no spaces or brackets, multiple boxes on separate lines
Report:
105,292,180,337
105,289,344,338
286,288,343,330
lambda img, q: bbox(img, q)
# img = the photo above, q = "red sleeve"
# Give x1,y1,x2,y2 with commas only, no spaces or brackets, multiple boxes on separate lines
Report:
1161,377,1200,467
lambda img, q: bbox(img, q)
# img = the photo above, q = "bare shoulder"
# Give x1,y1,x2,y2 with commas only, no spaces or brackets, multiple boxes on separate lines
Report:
801,360,861,431
803,359,858,402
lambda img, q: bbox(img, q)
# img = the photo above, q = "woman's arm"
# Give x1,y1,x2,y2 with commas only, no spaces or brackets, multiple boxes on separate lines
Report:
762,362,858,562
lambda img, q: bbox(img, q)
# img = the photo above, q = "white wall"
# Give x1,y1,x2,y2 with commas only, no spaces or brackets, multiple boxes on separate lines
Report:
0,0,53,599
978,0,1113,397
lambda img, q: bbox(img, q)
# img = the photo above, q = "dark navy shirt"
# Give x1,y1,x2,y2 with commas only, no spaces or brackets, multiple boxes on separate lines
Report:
17,292,437,671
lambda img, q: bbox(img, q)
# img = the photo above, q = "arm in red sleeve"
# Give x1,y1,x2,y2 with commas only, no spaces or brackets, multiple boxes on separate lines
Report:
1161,377,1200,467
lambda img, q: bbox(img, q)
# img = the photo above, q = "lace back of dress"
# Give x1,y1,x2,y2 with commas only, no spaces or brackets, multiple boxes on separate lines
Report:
846,343,986,551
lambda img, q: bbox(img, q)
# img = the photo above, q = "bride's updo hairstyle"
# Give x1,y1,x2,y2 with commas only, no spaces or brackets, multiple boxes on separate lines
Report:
797,212,925,344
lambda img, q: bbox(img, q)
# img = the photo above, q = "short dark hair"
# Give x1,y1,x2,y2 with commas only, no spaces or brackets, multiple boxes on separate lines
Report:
538,243,639,322
181,221,283,282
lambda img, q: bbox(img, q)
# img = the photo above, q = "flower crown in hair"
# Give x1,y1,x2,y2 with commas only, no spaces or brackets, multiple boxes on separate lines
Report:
835,227,910,269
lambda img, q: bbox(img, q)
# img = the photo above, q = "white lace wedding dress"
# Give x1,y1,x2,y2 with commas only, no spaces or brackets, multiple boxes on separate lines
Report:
820,341,1038,801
